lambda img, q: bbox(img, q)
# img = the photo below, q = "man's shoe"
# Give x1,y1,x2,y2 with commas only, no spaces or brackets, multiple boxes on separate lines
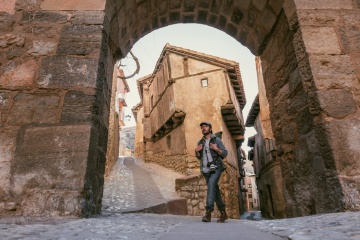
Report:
217,211,228,223
202,210,211,222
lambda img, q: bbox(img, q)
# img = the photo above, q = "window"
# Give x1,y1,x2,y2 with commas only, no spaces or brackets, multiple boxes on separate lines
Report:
201,78,208,87
166,135,171,149
248,184,252,188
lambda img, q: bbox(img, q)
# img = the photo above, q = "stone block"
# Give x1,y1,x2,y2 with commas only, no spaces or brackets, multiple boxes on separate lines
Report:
27,40,57,56
0,0,16,14
57,25,102,56
260,9,276,32
0,92,11,110
0,12,15,32
70,11,105,25
12,124,92,196
0,132,15,200
22,26,58,37
294,0,353,10
301,27,341,54
342,11,360,25
7,93,60,125
38,55,98,89
317,89,357,118
0,59,38,89
61,90,97,123
308,54,358,90
297,10,341,27
41,0,105,11
0,161,11,199
339,25,360,53
253,0,266,11
20,189,82,216
269,0,284,15
6,46,23,60
288,67,302,95
0,34,25,48
287,90,308,115
21,11,68,23
325,119,360,176
353,54,360,81
295,106,313,134
15,0,42,11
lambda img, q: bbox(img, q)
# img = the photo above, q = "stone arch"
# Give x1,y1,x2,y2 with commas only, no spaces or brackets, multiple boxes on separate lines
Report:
1,0,359,218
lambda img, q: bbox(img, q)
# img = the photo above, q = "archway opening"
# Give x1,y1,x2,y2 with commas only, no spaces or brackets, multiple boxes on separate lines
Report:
103,23,261,217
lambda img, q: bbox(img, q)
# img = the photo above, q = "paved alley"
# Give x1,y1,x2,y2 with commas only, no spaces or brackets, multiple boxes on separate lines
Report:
0,157,359,240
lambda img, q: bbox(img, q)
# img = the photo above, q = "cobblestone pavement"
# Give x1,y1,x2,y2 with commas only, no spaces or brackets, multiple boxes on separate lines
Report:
102,157,183,213
102,157,136,212
0,157,359,240
243,211,360,240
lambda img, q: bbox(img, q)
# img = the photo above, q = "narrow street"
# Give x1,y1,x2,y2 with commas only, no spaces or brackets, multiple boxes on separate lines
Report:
0,157,358,240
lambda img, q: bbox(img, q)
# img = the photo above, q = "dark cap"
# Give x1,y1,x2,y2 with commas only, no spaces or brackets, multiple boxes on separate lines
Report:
199,121,212,127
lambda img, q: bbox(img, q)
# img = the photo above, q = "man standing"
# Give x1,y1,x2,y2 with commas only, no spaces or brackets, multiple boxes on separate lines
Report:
195,121,228,223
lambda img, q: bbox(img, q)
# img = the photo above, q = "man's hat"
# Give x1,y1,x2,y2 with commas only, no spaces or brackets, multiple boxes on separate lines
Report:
199,121,212,128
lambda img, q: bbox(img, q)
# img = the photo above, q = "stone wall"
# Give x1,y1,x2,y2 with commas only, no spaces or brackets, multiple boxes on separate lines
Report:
289,0,360,213
144,151,190,175
175,161,240,219
1,0,359,218
0,1,112,217
105,68,120,177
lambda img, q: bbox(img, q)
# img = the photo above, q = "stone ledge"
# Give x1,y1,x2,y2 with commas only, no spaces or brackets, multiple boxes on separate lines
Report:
175,174,202,190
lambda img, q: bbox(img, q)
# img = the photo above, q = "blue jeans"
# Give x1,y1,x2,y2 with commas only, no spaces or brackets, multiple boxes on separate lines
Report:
203,168,225,212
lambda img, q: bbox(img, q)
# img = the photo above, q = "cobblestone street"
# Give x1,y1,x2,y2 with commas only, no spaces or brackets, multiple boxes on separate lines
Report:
0,157,359,240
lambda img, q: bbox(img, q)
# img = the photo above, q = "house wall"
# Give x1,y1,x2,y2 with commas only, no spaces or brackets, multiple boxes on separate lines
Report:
134,106,145,159
139,51,244,218
105,65,120,177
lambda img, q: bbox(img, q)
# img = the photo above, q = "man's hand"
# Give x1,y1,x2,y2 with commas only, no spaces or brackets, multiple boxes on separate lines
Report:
210,143,222,155
209,143,218,151
195,144,203,155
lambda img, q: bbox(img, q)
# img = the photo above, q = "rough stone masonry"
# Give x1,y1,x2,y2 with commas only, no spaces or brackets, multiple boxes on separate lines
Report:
0,0,359,218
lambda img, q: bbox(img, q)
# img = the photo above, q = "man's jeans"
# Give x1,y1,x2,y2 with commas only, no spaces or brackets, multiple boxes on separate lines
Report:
203,168,225,212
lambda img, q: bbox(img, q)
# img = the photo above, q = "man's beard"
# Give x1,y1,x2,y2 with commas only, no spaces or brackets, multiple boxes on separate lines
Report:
202,129,211,136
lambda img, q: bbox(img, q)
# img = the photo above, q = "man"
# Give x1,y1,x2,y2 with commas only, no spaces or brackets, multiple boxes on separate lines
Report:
195,121,228,223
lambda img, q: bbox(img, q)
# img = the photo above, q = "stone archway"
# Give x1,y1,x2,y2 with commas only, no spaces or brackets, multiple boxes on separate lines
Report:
0,0,359,218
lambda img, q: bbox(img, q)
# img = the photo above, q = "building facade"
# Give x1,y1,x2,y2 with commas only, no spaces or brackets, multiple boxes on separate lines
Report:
133,44,247,218
246,57,286,218
105,67,130,176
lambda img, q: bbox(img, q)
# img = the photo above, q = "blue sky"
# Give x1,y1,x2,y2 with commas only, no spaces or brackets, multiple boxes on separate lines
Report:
120,23,258,149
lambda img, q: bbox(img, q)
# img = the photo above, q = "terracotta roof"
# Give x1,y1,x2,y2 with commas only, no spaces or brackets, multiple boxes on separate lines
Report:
131,102,142,120
245,94,260,127
149,43,247,109
136,74,152,100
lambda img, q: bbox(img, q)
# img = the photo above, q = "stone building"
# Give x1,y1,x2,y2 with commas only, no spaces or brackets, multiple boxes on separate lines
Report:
243,172,260,212
246,57,286,218
119,126,135,156
105,67,129,176
132,43,246,218
0,0,359,218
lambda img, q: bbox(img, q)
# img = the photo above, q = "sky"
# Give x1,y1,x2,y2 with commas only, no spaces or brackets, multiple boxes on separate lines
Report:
120,23,258,153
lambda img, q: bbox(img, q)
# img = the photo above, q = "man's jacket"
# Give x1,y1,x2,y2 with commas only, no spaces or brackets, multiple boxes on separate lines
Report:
196,134,228,172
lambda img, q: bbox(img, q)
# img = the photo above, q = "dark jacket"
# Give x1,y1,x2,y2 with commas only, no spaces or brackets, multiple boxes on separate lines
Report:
196,134,228,172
